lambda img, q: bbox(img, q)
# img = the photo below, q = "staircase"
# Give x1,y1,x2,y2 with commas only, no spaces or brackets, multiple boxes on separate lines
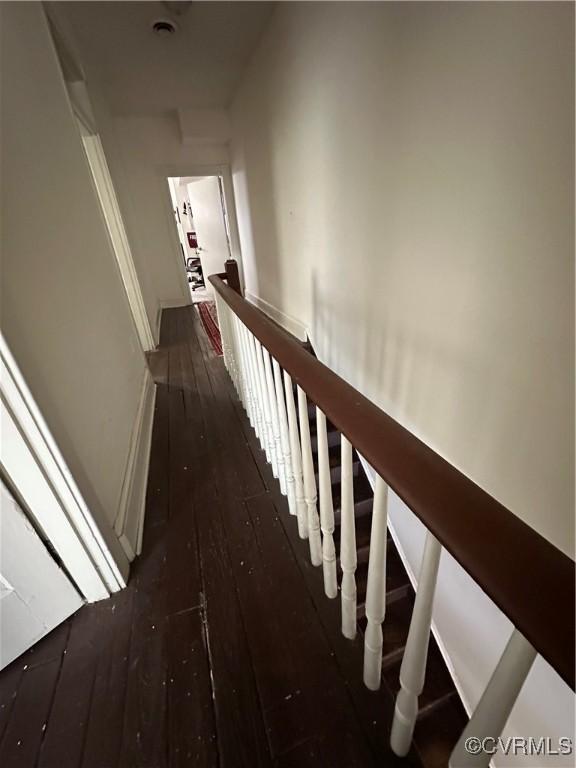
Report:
306,395,468,767
212,269,575,768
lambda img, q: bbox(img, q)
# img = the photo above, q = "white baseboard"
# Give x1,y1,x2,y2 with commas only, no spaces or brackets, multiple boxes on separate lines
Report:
245,291,308,342
114,368,156,561
159,298,190,309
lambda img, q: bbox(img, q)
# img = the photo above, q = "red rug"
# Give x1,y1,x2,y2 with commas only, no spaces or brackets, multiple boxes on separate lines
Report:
196,300,223,356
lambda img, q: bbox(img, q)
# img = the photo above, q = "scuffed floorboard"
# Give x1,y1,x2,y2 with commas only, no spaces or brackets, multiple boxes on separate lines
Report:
0,306,419,768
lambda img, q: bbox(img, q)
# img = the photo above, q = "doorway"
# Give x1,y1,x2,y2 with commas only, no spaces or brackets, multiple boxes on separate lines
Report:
0,478,82,670
167,175,234,304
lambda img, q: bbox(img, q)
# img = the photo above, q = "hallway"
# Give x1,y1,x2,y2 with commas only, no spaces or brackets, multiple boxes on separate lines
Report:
2,4,574,765
0,307,458,768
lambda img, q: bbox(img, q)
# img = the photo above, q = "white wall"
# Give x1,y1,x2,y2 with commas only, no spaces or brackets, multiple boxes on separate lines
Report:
168,177,190,268
175,180,197,263
230,2,574,760
45,5,237,341
1,3,148,573
187,177,231,295
96,111,230,336
167,177,188,266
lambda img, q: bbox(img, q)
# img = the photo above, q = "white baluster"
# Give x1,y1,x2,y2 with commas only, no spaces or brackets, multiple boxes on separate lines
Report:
449,629,537,768
218,297,234,379
238,323,254,427
316,408,337,598
255,339,277,472
226,305,239,391
241,323,259,431
246,333,263,445
247,331,266,450
391,531,442,755
214,295,230,373
225,307,235,382
263,347,286,493
284,373,308,539
297,386,322,566
363,475,389,690
239,323,253,417
340,435,357,639
233,316,248,411
273,360,296,512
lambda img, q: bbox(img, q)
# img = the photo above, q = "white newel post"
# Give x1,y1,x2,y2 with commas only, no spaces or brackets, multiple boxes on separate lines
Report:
263,348,286,493
390,531,442,755
449,629,537,768
363,474,389,690
340,435,357,639
273,360,296,512
316,408,337,598
255,339,276,471
284,372,308,539
297,386,322,565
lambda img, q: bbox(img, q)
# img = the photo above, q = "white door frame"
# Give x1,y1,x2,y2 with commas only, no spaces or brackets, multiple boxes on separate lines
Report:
80,126,156,352
0,335,126,602
46,5,155,353
160,163,245,293
0,478,84,669
159,175,195,306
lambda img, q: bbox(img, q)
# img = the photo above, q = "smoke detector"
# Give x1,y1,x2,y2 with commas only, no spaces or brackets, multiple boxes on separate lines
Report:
152,19,178,37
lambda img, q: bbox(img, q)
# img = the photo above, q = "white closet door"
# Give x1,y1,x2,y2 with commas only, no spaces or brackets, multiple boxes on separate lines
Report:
186,176,231,291
0,480,82,669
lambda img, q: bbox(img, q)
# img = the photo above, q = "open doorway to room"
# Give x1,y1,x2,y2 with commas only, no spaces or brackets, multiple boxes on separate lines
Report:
167,174,237,356
167,175,233,304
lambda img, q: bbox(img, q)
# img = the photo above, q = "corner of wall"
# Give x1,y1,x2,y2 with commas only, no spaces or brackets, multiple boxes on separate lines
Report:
245,291,308,342
155,302,163,346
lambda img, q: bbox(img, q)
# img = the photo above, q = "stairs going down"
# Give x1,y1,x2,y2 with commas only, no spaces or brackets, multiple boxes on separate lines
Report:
307,403,468,768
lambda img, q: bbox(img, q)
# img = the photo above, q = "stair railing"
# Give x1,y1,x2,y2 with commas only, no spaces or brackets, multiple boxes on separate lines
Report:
210,271,574,767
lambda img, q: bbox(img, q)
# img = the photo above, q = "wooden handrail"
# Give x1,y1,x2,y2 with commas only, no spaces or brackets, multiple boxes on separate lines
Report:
210,274,575,690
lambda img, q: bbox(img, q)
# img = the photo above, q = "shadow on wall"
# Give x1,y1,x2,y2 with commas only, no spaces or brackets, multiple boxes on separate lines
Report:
234,109,283,309
310,261,514,489
309,266,576,748
230,0,574,753
238,33,531,497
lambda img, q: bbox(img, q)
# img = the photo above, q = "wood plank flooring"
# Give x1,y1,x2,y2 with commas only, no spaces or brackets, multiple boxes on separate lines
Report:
0,305,426,768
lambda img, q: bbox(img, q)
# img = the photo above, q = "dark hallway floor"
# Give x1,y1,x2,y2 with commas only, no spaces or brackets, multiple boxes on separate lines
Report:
0,306,453,768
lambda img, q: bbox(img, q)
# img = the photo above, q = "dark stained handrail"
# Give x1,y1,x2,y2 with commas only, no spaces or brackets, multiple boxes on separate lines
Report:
209,275,575,690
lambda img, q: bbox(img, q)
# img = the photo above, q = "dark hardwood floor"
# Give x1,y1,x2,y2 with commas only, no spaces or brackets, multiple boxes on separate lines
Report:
0,305,462,767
